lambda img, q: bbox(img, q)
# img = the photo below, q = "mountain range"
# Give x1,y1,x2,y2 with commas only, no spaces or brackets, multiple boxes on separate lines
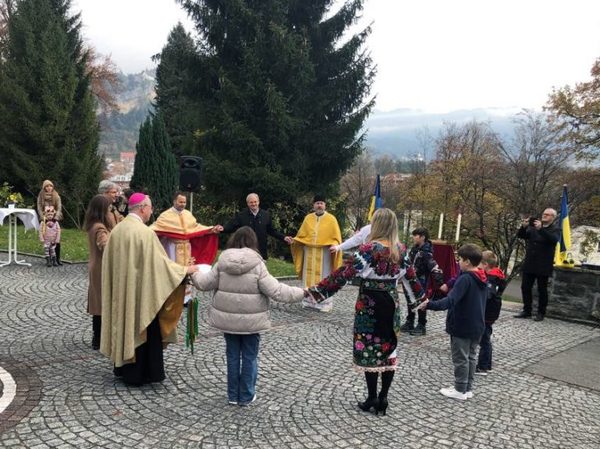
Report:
99,69,522,160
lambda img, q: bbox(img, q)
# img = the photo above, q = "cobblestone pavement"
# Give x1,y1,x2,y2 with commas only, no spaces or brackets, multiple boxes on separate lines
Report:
1,257,599,449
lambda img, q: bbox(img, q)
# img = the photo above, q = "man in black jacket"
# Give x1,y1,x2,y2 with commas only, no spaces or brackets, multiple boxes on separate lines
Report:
515,208,560,321
222,193,292,260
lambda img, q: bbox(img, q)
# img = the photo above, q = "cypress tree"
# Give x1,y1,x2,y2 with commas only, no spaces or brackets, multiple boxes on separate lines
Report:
0,0,102,227
172,0,375,205
130,114,179,214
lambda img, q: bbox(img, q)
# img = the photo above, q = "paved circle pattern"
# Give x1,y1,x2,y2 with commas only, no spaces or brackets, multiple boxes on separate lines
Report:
0,255,599,448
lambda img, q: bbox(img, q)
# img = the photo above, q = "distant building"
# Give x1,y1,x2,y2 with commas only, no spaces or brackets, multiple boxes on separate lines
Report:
120,152,135,164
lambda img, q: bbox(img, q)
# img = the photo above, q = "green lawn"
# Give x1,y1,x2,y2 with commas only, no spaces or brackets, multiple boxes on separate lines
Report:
0,224,297,277
0,225,89,261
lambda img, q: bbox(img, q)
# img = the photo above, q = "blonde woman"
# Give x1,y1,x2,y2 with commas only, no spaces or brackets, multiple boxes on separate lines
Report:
37,180,63,264
308,208,425,416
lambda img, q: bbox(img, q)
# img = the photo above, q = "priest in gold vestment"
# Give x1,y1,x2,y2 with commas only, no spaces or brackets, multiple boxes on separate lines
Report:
100,193,198,386
151,192,220,264
151,192,220,304
291,195,342,312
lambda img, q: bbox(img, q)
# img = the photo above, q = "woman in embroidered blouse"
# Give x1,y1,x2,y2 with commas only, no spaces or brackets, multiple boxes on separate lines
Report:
308,208,424,416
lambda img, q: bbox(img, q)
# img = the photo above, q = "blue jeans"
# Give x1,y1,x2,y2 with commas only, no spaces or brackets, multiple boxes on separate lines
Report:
477,324,493,370
224,333,260,403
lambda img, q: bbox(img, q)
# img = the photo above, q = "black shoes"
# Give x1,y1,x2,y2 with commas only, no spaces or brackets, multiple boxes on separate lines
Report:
45,257,52,267
409,323,426,336
514,311,532,318
358,397,378,413
358,396,389,416
399,321,414,333
533,314,545,322
376,397,388,416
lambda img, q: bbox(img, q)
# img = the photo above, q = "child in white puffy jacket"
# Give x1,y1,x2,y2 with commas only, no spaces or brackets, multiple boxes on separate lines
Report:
192,226,306,406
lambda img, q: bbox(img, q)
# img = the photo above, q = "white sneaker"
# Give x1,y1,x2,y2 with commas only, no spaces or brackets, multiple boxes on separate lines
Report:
439,387,468,400
228,400,238,405
465,391,473,399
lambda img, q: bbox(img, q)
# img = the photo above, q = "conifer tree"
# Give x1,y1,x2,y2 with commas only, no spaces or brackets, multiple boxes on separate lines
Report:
130,114,179,214
154,23,202,156
0,0,102,227
173,0,375,205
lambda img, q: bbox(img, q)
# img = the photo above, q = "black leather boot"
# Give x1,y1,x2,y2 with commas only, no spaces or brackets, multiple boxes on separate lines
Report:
399,320,414,332
46,256,52,267
55,243,63,265
409,323,426,336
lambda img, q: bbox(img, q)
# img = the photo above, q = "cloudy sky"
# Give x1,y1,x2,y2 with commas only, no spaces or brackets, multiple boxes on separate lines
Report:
73,0,600,113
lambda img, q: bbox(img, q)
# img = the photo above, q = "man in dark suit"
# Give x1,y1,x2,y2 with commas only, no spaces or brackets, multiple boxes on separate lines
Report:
222,193,292,259
514,208,560,321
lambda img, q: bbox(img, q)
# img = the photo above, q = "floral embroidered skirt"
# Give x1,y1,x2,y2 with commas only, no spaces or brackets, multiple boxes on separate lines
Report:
353,281,400,372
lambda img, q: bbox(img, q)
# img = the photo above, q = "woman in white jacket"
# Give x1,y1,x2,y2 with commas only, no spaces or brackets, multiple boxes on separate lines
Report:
192,226,305,406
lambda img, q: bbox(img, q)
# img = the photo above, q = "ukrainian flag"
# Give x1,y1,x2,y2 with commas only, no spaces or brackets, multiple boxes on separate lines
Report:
554,184,572,266
367,174,383,221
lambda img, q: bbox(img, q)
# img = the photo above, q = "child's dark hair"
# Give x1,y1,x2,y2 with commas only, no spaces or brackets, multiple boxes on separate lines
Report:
412,227,430,240
457,243,483,266
481,250,498,268
227,226,259,253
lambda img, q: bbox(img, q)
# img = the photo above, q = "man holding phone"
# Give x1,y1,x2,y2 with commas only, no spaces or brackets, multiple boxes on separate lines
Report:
514,208,560,321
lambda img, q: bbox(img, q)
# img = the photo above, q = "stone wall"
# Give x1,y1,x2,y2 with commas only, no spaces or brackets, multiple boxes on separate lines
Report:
548,266,600,323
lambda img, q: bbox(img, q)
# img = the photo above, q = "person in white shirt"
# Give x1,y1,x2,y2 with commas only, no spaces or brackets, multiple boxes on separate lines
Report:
330,223,372,254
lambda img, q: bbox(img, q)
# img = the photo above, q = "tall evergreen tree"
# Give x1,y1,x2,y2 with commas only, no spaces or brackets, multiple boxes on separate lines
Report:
0,0,102,227
130,114,179,214
173,0,375,205
154,23,203,156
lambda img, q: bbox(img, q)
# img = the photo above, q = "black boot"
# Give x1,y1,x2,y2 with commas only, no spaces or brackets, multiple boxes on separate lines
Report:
358,372,379,413
46,256,52,267
92,315,101,350
51,256,58,267
55,243,63,265
376,371,394,416
409,323,426,336
399,320,414,333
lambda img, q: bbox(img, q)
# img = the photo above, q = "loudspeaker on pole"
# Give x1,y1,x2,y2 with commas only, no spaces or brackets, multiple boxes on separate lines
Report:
179,156,203,192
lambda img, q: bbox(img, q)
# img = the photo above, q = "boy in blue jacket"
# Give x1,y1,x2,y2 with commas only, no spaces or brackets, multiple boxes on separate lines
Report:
417,244,487,400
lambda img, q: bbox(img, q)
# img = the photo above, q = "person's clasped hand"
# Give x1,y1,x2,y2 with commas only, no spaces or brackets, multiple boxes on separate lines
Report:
416,298,429,311
186,265,199,274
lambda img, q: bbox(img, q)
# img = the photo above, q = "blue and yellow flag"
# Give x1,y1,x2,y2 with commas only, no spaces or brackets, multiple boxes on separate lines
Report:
554,184,572,266
367,174,383,221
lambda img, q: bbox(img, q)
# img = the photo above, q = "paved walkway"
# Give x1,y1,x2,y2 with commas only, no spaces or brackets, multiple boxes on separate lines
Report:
1,257,599,449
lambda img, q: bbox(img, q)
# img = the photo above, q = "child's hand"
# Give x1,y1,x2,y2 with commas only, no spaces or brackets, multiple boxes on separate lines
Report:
416,298,429,311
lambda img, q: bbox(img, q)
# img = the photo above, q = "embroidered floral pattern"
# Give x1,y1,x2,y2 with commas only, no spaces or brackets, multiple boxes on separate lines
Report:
308,242,425,371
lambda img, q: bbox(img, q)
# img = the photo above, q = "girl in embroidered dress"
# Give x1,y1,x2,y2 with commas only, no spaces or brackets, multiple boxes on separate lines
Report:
308,208,424,415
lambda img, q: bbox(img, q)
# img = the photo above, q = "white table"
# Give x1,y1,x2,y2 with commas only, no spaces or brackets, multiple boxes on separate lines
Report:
0,207,39,267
